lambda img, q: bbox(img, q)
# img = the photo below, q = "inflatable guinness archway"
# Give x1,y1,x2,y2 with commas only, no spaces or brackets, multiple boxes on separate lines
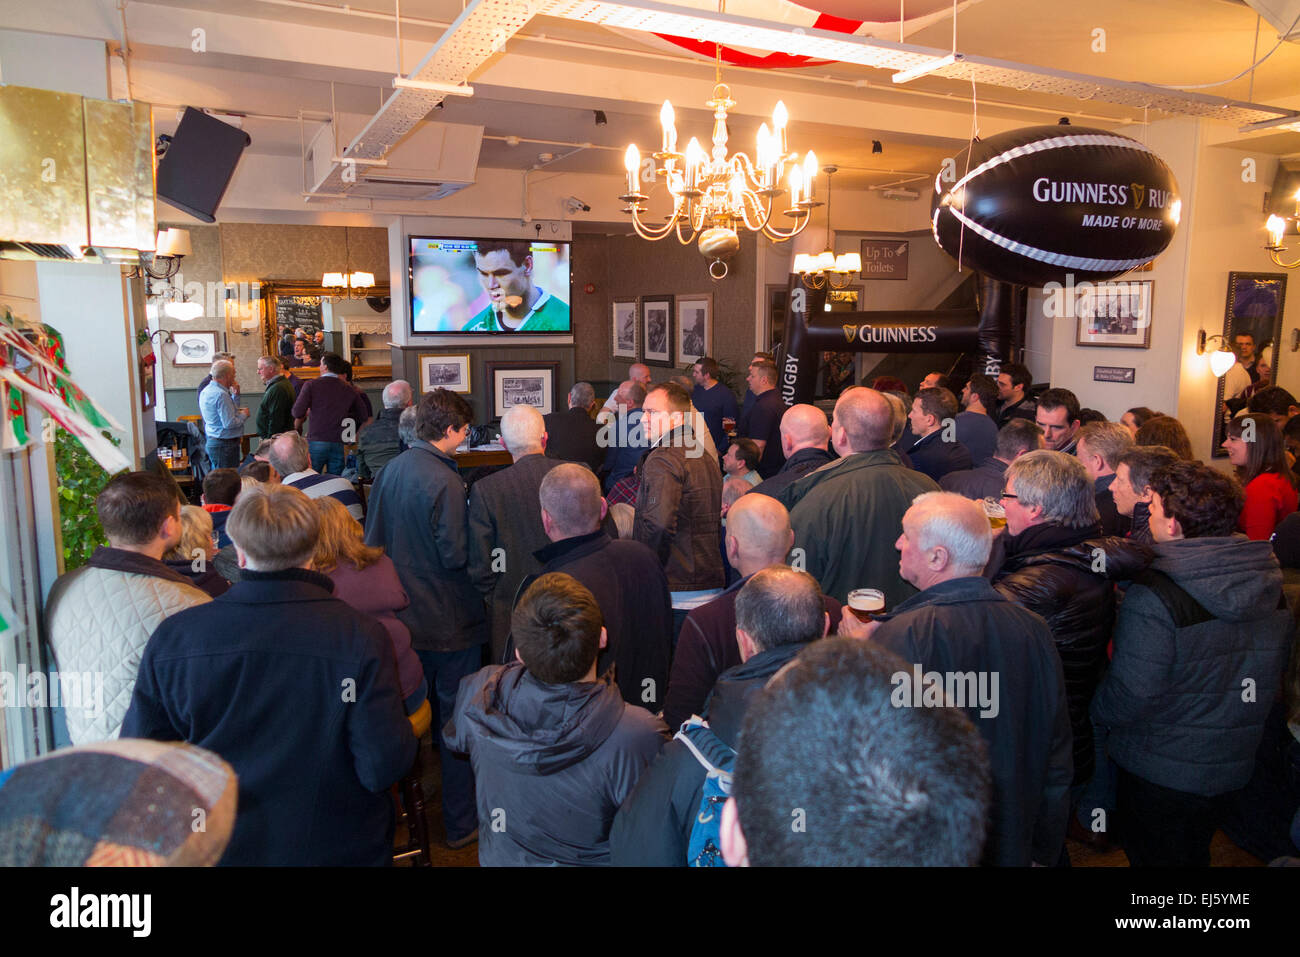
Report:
778,273,1021,407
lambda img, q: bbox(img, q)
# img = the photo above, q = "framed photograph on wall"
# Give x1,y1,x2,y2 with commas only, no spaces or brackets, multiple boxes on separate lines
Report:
1074,280,1153,348
676,293,712,366
418,353,471,394
486,361,560,419
612,299,638,360
642,295,674,367
171,330,222,366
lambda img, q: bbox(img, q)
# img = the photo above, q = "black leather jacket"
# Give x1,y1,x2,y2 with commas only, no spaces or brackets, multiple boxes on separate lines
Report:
992,522,1153,784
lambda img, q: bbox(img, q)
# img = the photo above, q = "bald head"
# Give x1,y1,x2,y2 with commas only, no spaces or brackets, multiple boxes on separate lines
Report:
500,404,546,456
382,380,413,410
725,493,795,578
722,476,752,514
780,404,831,456
628,363,651,386
539,463,604,540
615,379,646,409
831,388,894,454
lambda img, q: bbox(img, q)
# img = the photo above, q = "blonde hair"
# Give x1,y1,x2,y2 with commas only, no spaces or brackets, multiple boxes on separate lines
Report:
312,496,383,572
240,475,262,494
166,505,214,562
226,485,319,571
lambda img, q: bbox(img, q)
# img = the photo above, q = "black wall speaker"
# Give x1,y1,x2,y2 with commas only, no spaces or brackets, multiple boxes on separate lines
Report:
155,107,251,223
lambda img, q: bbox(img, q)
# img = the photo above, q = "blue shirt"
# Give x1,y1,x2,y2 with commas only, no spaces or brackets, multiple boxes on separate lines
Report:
199,381,249,440
691,381,739,456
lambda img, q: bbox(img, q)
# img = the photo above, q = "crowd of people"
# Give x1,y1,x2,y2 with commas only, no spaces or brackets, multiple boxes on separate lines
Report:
27,352,1300,868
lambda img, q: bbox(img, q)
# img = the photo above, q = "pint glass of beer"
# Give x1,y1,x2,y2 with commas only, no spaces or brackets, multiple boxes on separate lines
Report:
846,588,886,623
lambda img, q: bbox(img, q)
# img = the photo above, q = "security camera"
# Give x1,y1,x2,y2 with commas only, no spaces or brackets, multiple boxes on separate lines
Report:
564,196,592,213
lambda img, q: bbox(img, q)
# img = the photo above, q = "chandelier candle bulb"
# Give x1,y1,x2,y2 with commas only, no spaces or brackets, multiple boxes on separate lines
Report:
686,137,707,190
789,165,803,207
660,101,676,154
773,100,788,154
803,151,818,200
624,144,639,195
1267,214,1286,248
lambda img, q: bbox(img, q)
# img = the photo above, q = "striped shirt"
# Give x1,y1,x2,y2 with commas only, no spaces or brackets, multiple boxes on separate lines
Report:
282,470,364,521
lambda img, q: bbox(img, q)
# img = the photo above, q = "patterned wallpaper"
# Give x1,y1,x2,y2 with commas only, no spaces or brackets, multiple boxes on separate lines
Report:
572,231,757,392
157,223,387,397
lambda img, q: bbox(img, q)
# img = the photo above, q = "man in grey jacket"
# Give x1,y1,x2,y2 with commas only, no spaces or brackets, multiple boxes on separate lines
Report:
1091,461,1294,867
443,573,668,865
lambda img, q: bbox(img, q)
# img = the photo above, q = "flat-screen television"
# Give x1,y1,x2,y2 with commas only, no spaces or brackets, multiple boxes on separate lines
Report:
408,236,572,335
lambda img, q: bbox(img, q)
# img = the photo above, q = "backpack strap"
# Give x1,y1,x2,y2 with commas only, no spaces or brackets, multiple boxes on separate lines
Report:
674,716,736,783
1132,568,1213,628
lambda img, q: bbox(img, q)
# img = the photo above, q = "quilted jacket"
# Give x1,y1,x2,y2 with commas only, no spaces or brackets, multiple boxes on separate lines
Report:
1091,535,1294,796
45,547,210,744
990,522,1153,784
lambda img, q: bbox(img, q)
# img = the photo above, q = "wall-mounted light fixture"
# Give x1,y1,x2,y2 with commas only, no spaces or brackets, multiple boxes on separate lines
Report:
126,228,193,281
145,328,179,362
1197,330,1237,377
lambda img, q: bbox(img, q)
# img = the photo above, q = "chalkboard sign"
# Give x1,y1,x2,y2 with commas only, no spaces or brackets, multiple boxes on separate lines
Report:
275,296,323,336
260,281,390,363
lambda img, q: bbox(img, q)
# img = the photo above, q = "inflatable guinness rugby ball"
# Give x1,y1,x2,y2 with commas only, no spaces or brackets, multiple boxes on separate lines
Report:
931,125,1181,287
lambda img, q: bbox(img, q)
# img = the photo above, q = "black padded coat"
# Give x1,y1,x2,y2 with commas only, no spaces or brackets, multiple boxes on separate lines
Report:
991,522,1153,784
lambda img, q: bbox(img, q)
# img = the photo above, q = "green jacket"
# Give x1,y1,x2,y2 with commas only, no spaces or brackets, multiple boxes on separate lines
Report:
463,290,568,332
257,375,296,438
775,448,939,608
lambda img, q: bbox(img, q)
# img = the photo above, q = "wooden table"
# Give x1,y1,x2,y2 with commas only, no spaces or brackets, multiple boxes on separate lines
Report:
453,447,512,469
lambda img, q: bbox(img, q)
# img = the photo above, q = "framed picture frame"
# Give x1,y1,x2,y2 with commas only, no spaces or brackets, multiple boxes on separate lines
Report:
676,293,712,366
486,361,560,419
417,353,471,394
1212,272,1288,458
1074,280,1153,348
641,295,674,367
171,330,222,366
612,299,638,360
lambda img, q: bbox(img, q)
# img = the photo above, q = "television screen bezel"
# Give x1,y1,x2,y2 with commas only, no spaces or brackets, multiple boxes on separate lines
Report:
406,234,574,337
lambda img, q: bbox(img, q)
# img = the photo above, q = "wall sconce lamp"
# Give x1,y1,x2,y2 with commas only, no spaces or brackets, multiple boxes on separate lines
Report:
145,328,178,362
1197,331,1237,377
224,286,263,336
127,228,193,281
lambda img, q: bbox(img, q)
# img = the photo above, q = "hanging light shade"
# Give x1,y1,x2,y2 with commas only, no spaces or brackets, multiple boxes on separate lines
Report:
164,299,203,321
835,252,862,273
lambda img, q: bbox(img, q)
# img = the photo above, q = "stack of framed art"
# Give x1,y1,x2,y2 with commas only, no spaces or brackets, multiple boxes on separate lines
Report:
612,293,713,367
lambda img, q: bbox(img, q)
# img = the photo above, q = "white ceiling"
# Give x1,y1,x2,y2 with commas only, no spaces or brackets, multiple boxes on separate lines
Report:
17,0,1300,195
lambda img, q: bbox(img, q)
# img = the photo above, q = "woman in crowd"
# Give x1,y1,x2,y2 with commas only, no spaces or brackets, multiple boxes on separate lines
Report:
1119,407,1160,438
1135,415,1195,462
1222,414,1299,541
164,505,230,598
311,497,427,715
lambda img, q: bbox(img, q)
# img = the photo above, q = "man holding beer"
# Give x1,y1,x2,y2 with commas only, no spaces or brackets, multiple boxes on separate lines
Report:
838,491,1073,868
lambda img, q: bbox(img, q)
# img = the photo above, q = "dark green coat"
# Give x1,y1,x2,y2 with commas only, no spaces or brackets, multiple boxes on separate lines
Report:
775,448,939,607
257,374,296,438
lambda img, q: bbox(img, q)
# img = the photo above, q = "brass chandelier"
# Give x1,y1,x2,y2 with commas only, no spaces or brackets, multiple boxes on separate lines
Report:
620,43,820,280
